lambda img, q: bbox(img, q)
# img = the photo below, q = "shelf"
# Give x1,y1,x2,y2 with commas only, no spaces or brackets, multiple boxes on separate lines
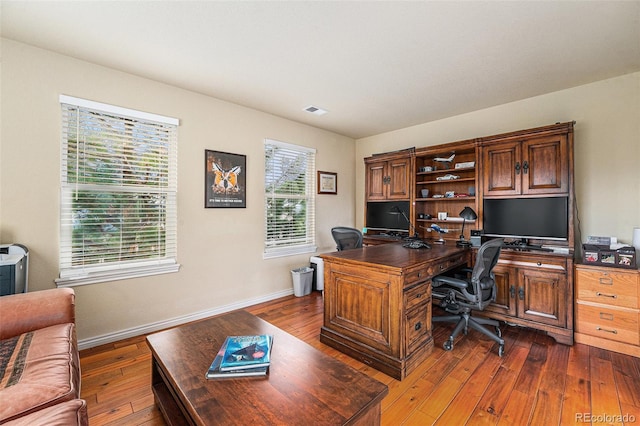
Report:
417,177,475,185
416,197,475,202
416,167,475,176
417,219,476,224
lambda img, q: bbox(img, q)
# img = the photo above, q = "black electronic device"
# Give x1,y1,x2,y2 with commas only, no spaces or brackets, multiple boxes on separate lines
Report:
366,201,410,233
403,240,431,249
483,197,568,242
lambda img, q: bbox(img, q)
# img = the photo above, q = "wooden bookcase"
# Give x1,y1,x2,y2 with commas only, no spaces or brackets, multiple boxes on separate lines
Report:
414,140,478,243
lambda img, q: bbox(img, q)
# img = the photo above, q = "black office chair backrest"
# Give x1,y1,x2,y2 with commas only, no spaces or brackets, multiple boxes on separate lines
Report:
470,238,503,306
331,227,363,251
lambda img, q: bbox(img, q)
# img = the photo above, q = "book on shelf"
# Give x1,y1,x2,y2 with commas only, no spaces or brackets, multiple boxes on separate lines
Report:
218,334,273,372
205,339,268,379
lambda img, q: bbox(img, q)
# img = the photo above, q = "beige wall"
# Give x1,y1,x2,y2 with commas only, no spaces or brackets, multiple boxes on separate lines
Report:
0,39,356,345
356,72,640,247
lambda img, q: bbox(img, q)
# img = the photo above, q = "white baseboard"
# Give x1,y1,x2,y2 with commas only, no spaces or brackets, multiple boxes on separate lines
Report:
78,288,293,350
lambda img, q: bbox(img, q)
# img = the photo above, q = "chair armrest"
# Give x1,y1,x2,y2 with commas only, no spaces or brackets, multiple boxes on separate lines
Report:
432,275,468,290
0,288,75,340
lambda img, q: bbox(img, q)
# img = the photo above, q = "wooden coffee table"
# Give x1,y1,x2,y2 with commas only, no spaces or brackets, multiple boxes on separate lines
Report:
146,310,388,425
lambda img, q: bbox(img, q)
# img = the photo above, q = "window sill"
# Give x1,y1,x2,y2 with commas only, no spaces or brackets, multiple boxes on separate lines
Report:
263,245,317,259
56,263,181,287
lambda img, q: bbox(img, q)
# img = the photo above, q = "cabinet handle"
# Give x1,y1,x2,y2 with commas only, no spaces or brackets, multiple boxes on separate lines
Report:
599,312,614,321
510,285,516,299
598,277,613,285
415,293,423,299
415,322,422,331
596,292,617,299
537,262,542,267
596,326,617,334
515,162,521,175
518,287,525,300
522,161,529,174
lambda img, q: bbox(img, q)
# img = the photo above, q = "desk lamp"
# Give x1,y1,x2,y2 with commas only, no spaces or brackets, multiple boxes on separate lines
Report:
457,206,477,247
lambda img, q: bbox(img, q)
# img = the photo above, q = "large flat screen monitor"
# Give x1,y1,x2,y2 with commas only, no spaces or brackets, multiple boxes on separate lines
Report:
483,197,568,241
366,201,410,233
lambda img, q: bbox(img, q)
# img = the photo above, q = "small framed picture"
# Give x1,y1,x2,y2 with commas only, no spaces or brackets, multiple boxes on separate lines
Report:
317,171,337,194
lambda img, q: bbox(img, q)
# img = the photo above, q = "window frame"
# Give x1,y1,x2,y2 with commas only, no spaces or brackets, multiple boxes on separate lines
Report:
56,95,180,287
263,139,317,259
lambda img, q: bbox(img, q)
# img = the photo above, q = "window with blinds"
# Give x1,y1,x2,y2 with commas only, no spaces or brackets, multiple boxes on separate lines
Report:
57,95,179,286
264,139,317,258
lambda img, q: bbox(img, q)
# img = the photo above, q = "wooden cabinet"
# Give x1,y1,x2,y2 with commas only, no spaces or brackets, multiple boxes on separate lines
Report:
481,251,574,344
481,132,570,197
574,264,639,357
365,153,411,201
320,244,468,380
414,141,478,242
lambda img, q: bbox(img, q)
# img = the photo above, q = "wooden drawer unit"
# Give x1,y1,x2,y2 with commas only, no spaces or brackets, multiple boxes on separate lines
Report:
574,264,640,357
576,268,638,309
575,303,639,345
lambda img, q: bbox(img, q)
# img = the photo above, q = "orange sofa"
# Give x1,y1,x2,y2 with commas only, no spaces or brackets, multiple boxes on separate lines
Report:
0,288,87,425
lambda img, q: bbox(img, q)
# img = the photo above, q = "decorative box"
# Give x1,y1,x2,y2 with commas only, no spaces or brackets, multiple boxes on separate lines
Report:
583,244,637,269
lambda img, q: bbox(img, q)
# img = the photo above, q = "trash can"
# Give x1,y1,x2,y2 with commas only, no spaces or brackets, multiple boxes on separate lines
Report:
291,267,313,297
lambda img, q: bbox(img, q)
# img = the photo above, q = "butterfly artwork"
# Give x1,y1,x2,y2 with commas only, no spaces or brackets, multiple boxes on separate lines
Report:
211,163,242,193
205,150,247,208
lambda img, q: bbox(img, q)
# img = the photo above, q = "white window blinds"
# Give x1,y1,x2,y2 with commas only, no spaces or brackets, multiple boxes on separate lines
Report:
264,139,316,258
58,95,179,286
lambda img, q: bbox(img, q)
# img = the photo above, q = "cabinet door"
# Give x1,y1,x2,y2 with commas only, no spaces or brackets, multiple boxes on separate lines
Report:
485,264,518,317
522,135,569,194
482,141,522,196
518,268,567,327
387,158,411,200
366,161,387,200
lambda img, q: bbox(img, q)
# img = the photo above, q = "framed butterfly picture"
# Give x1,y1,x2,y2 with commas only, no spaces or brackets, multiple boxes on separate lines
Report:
205,150,247,208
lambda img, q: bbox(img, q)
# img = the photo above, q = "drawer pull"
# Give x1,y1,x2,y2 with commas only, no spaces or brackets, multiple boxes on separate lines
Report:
596,292,617,299
598,277,613,285
415,322,422,331
599,312,614,321
537,262,542,266
596,326,617,334
415,293,423,299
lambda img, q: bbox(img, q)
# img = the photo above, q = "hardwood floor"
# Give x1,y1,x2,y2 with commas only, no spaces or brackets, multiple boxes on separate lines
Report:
80,291,640,425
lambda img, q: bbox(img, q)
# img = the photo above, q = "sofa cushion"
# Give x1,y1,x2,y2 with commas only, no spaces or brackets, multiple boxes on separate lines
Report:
0,323,80,423
1,399,88,426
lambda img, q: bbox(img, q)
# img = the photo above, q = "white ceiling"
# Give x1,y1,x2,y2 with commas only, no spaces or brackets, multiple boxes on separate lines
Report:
2,1,639,139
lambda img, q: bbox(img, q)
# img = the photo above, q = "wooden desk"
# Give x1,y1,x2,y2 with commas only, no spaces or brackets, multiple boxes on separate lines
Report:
320,242,469,380
147,310,388,425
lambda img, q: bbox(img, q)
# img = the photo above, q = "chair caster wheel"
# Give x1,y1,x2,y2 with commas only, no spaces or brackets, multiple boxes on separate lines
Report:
496,327,502,338
443,340,454,351
498,345,504,357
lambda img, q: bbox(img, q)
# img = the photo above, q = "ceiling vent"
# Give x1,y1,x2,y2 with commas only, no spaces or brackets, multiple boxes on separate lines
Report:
303,105,328,116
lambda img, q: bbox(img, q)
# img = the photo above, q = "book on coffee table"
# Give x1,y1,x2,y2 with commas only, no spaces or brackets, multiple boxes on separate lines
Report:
206,339,268,379
219,334,273,371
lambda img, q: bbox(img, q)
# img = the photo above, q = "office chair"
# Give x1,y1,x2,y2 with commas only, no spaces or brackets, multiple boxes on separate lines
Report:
331,227,363,251
431,238,505,356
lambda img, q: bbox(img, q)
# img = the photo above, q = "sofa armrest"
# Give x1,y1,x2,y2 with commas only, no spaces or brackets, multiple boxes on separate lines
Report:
0,288,76,340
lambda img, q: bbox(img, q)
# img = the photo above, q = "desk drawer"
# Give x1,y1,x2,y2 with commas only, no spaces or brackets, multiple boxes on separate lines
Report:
575,303,639,345
405,304,430,354
576,268,638,309
431,254,467,276
404,282,430,311
405,269,430,287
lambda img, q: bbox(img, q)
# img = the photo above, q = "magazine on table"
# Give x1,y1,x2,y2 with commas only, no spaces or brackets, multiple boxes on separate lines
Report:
205,339,268,379
218,334,273,371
